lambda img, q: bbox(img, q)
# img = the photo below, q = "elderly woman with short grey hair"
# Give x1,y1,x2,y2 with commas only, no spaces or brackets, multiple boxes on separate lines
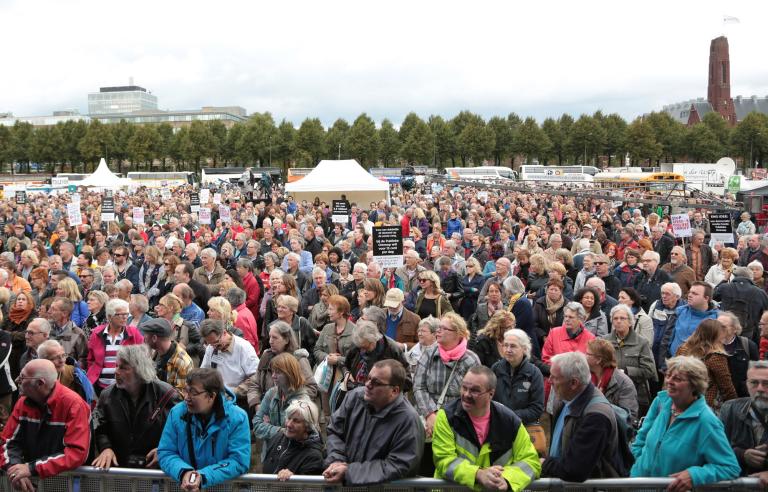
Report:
342,320,410,394
542,301,596,402
92,344,182,470
406,316,439,374
262,399,324,479
492,329,545,425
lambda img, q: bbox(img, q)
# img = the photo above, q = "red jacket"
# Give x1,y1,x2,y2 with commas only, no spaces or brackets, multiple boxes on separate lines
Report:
401,215,411,238
86,324,144,384
242,271,262,322
0,383,90,478
235,303,259,353
542,324,596,400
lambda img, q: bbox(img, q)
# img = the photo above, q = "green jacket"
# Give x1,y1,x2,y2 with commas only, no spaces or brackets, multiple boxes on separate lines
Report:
433,399,541,492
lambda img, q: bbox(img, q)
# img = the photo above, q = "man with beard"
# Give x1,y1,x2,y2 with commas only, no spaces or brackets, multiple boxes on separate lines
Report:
720,361,768,475
432,365,540,491
660,246,697,297
92,345,181,470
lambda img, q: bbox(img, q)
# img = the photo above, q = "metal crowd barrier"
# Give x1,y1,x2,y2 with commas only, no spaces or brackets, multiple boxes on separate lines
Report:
1,467,763,491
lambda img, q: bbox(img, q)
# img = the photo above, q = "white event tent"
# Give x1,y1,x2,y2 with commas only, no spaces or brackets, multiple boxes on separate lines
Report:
79,158,128,188
284,159,390,205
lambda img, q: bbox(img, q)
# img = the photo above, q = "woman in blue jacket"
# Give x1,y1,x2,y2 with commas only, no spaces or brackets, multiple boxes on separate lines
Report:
631,356,740,491
158,368,250,489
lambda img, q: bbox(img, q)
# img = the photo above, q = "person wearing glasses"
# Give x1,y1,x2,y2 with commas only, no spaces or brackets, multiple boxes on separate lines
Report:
2,290,37,380
158,368,250,491
111,245,140,295
86,298,144,394
414,270,453,320
0,359,91,491
324,359,423,485
630,356,740,490
18,317,50,372
433,366,541,491
720,361,768,475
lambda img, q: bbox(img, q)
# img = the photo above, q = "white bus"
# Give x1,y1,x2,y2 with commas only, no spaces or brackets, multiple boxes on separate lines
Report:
444,166,517,182
126,172,197,188
519,165,596,182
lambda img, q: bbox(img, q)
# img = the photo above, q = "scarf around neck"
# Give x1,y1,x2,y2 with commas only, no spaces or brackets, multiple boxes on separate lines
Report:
438,337,468,364
545,295,565,325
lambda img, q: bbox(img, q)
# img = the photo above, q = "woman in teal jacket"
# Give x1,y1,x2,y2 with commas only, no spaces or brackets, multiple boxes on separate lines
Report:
158,368,250,489
630,356,740,491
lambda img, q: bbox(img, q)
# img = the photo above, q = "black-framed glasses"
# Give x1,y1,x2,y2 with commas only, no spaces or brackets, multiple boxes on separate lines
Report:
460,385,491,398
113,253,125,257
365,377,394,388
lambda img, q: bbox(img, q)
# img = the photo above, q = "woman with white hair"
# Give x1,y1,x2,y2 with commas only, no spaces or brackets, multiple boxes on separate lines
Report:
262,399,324,480
342,320,409,393
748,260,765,290
492,329,545,425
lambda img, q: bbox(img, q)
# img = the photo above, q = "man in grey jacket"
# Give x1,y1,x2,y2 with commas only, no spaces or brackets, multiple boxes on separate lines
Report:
324,359,424,485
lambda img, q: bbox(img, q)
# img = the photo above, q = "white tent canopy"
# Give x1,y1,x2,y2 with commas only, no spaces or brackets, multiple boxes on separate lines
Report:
79,158,127,188
284,159,390,205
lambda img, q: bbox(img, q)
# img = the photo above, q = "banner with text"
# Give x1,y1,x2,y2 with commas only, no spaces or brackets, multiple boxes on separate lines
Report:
101,197,115,222
709,212,734,244
199,207,211,225
67,203,82,226
372,225,404,269
190,193,200,213
671,213,692,238
133,207,145,225
332,200,350,224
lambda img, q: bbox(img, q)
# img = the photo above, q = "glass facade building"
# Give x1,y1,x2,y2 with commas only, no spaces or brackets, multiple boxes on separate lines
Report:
88,85,158,115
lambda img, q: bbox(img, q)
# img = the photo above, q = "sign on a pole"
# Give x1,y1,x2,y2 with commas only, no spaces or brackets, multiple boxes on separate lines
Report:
133,207,145,225
709,212,734,244
161,188,171,200
200,188,210,204
15,191,26,205
67,202,82,226
671,213,692,238
372,225,404,269
332,200,350,224
198,207,211,225
101,196,115,222
213,193,222,205
190,193,200,213
219,205,231,223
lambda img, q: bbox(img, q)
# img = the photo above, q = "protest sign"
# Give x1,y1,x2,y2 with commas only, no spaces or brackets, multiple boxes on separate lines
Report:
372,225,404,269
200,188,210,204
133,207,145,225
332,200,350,224
15,191,26,205
101,196,115,222
671,213,692,238
199,207,211,225
190,192,200,212
67,203,82,226
213,193,222,205
219,205,231,223
709,212,734,244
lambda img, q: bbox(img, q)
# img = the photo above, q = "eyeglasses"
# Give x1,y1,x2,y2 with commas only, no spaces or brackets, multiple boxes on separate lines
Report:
436,324,457,332
113,253,125,257
111,312,129,317
15,375,41,384
79,274,93,279
747,379,768,389
183,388,209,398
612,316,630,321
25,330,43,336
365,377,394,388
594,261,607,265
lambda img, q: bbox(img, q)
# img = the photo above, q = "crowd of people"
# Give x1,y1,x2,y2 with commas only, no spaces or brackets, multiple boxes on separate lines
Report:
0,180,767,490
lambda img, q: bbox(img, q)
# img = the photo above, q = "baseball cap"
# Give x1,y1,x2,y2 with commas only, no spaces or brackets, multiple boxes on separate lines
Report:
383,288,405,308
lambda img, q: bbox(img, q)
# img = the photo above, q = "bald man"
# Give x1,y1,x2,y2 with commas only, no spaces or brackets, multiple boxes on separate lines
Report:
0,359,91,489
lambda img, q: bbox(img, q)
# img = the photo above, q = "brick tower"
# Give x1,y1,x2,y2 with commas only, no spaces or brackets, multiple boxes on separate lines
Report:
707,36,737,125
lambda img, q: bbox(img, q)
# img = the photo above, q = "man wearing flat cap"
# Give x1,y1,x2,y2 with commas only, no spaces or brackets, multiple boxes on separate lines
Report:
142,318,194,395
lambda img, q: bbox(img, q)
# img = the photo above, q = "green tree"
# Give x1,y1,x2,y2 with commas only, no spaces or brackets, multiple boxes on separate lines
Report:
78,120,114,172
223,124,244,166
645,112,686,163
541,118,562,164
31,126,64,173
400,119,435,165
378,119,400,166
487,116,514,165
156,123,175,170
398,113,424,146
180,120,214,171
626,118,662,164
236,112,277,167
9,121,34,173
429,115,455,167
732,112,768,169
109,120,135,174
275,119,296,168
207,120,228,167
602,113,628,166
0,125,10,172
701,112,731,155
457,121,495,165
345,113,379,167
295,118,325,166
568,115,606,165
127,124,160,169
515,117,552,164
325,119,349,160
58,120,87,173
684,124,723,162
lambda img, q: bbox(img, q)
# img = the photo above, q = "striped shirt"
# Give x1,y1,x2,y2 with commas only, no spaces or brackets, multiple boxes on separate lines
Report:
98,330,124,389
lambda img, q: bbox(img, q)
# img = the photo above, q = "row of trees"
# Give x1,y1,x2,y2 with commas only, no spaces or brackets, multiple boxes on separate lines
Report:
0,109,767,174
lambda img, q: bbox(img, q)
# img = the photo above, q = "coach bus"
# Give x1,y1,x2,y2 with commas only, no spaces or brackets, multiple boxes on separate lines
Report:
519,165,597,182
443,166,517,182
126,172,197,188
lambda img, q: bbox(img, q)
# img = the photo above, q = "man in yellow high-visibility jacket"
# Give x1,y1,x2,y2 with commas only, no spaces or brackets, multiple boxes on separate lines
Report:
433,365,540,491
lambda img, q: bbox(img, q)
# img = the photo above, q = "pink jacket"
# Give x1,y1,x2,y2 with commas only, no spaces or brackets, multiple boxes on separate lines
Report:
86,324,144,384
235,304,259,354
541,324,595,399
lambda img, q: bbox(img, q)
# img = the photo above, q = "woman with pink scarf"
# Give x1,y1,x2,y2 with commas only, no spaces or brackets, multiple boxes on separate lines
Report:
413,312,481,475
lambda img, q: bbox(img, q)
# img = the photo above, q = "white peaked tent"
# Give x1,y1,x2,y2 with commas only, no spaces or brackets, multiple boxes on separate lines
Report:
284,159,390,204
79,158,126,188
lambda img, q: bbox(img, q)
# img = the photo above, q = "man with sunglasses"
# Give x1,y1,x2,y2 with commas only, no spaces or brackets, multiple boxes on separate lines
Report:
324,359,423,485
112,245,140,294
433,366,540,491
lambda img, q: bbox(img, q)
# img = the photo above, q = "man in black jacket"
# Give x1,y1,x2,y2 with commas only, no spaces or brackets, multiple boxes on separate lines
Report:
542,351,622,481
714,267,768,341
91,345,181,470
720,361,768,475
634,251,672,312
651,226,675,266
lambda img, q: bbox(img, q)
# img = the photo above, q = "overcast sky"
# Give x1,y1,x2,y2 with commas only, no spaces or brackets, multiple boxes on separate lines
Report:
2,0,766,127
